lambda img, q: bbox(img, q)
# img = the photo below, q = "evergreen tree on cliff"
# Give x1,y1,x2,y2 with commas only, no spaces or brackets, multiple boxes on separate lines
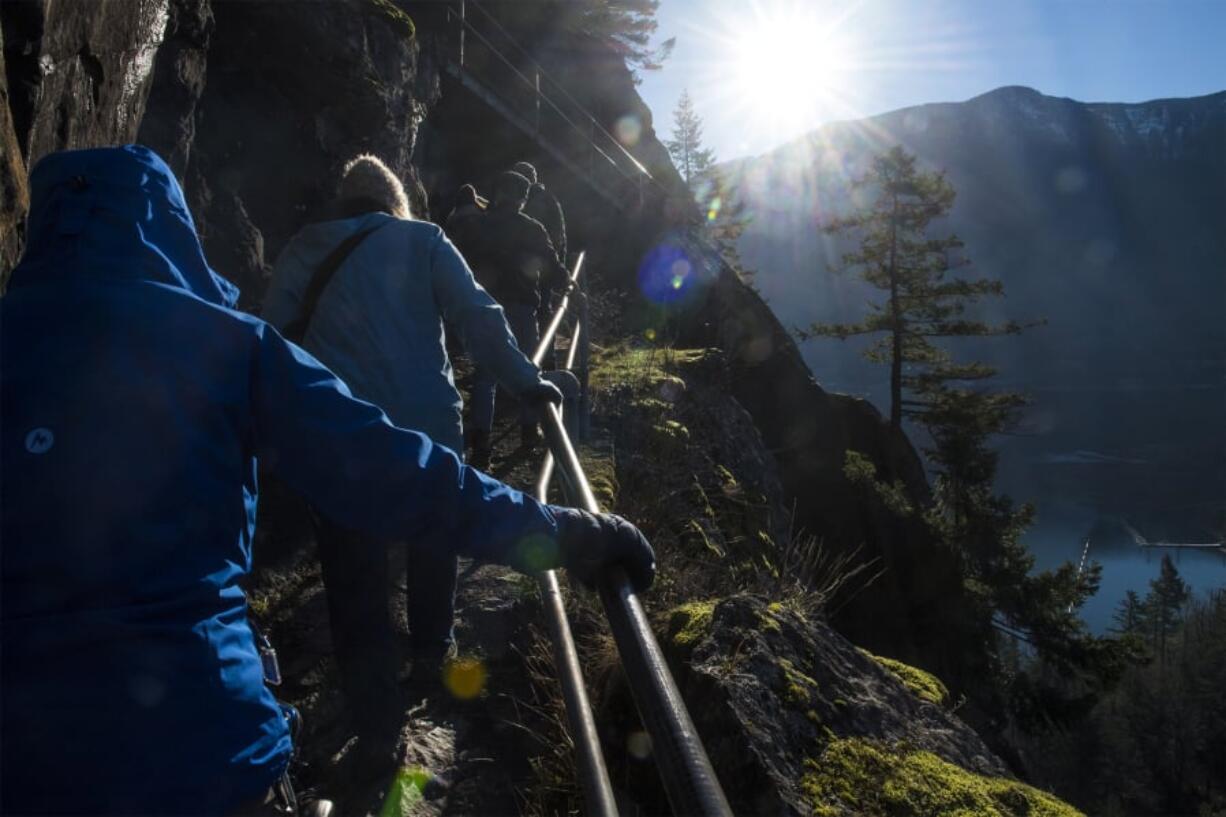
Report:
571,0,674,74
801,146,1022,430
1112,589,1148,637
666,89,715,187
1145,554,1189,666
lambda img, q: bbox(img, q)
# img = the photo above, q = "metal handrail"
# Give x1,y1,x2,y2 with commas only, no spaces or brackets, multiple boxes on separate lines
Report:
462,0,654,179
531,254,733,816
527,253,617,816
447,0,662,192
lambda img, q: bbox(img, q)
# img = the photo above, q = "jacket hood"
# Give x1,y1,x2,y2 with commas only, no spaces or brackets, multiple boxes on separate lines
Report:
9,145,239,308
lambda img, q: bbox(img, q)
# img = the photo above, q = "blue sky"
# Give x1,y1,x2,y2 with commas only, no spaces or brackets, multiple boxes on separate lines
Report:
637,0,1226,161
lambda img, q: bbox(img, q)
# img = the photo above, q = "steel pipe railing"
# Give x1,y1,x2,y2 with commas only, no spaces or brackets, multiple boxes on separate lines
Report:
530,253,733,816
527,253,618,817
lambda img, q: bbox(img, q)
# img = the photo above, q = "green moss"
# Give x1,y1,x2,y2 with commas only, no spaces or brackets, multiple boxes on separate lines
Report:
587,344,709,393
859,649,950,706
588,345,667,391
246,593,271,620
667,600,717,648
629,397,672,413
652,419,690,442
759,602,785,635
778,657,819,706
801,738,1084,817
364,0,415,38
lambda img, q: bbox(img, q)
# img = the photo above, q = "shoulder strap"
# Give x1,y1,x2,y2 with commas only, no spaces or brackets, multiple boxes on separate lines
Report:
282,225,382,344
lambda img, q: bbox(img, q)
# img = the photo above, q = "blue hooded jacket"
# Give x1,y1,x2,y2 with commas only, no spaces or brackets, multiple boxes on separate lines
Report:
0,146,563,815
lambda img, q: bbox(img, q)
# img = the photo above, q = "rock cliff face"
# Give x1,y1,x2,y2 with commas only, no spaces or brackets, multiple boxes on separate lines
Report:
676,252,982,692
1,0,431,302
0,21,27,277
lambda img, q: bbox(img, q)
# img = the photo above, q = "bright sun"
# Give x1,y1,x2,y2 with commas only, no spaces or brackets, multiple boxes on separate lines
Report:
730,8,853,130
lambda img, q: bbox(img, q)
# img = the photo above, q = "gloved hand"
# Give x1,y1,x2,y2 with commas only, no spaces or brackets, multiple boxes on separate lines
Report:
551,507,656,593
519,379,564,409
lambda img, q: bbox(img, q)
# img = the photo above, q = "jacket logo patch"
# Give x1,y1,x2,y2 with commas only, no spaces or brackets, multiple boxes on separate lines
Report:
24,428,54,454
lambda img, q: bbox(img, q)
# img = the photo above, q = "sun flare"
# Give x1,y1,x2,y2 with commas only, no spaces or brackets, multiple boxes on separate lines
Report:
726,5,856,135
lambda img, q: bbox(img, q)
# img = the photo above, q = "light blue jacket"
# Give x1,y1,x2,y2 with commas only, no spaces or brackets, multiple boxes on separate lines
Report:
262,213,539,449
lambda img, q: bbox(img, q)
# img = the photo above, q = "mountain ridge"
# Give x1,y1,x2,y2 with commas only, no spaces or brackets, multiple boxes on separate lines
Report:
723,85,1226,166
721,83,1226,547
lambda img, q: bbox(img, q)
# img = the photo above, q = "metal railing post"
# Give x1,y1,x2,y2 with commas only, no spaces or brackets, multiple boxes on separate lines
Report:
458,0,466,69
578,270,591,440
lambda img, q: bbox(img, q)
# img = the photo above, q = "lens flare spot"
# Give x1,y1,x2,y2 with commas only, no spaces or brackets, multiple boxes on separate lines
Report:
626,730,653,760
379,766,431,817
614,114,643,147
706,196,722,222
514,532,559,573
444,657,487,700
644,327,657,341
638,241,697,304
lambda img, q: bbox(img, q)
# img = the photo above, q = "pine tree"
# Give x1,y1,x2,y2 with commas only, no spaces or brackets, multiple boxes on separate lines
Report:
1146,554,1190,666
572,0,674,75
800,146,1024,430
1112,589,1149,637
666,89,715,187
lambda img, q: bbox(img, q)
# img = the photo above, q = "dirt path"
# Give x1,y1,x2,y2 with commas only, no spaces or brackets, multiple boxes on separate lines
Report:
251,416,562,817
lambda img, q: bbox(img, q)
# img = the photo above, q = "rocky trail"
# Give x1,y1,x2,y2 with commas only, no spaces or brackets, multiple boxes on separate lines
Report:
250,403,569,817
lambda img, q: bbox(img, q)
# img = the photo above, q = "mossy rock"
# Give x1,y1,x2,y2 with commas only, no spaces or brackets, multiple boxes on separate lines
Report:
802,738,1083,817
777,657,818,707
859,649,949,706
587,344,711,393
666,600,717,648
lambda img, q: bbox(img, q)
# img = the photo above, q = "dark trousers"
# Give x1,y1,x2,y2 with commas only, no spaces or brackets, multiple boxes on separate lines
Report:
315,517,457,743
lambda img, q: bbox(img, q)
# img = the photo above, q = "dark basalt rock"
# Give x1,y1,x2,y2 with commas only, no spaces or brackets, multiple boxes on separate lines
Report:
25,0,171,162
0,23,29,284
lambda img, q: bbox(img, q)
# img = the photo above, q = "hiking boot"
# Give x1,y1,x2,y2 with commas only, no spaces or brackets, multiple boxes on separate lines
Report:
299,793,335,817
405,642,459,692
468,429,491,470
519,423,543,450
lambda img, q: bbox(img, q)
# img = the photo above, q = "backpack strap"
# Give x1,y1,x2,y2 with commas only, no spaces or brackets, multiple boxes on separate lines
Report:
282,225,382,343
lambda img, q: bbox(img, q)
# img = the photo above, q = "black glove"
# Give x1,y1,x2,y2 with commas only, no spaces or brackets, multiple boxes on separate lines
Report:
551,507,656,593
519,379,563,408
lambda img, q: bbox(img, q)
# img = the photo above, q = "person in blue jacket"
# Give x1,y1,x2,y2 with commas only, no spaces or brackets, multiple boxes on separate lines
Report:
0,145,655,817
262,154,558,763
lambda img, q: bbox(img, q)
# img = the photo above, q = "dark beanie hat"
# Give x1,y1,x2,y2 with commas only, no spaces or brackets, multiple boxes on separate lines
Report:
494,171,531,204
511,161,538,185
